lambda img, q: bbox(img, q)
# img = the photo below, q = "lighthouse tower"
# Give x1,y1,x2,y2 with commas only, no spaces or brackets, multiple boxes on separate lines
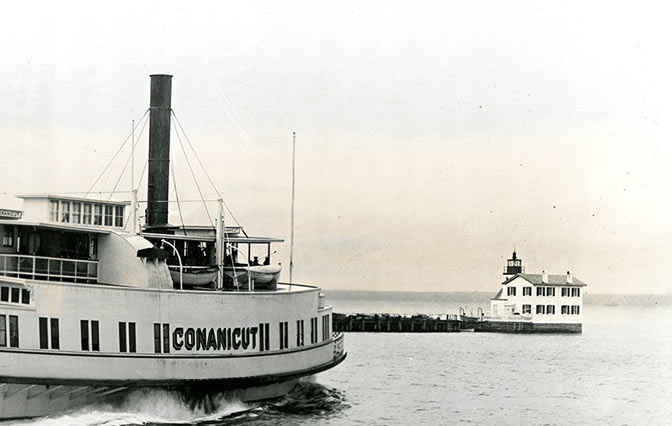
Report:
503,250,524,276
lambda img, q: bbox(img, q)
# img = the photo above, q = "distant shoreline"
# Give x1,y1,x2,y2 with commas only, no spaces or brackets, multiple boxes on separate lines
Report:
323,290,672,306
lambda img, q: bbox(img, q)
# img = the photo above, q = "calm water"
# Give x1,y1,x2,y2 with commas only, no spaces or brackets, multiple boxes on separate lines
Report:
8,293,672,426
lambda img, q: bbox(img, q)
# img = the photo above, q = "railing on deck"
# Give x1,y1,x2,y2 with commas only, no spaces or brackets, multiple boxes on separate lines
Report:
332,332,345,359
0,254,98,283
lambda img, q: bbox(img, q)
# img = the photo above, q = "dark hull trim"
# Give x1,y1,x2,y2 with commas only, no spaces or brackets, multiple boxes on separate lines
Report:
476,321,582,333
0,338,331,359
0,352,347,388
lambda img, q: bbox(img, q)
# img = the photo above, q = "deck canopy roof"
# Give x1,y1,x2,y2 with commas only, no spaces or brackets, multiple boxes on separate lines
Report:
141,232,283,244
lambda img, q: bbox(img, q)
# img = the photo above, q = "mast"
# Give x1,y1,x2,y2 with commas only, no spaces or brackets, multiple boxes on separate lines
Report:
216,199,224,290
289,131,296,286
130,120,138,234
146,74,173,231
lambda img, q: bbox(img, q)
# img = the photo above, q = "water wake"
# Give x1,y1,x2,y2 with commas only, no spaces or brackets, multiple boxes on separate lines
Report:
7,389,249,426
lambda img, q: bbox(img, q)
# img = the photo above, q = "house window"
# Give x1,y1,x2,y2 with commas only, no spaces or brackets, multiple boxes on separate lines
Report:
104,205,114,226
507,286,516,296
296,319,304,347
72,202,81,224
83,204,92,225
546,305,555,314
537,287,546,296
561,305,570,314
0,287,7,302
21,289,30,304
49,200,60,222
571,288,580,297
94,205,103,225
536,305,545,314
114,206,124,227
61,201,70,223
522,304,531,314
571,305,580,315
523,287,532,296
561,287,569,297
547,287,555,297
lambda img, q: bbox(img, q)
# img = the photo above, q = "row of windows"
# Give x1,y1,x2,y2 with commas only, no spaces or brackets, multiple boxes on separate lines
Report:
561,288,581,297
508,286,581,297
49,200,124,228
521,304,581,315
4,315,333,353
0,315,19,347
0,286,30,305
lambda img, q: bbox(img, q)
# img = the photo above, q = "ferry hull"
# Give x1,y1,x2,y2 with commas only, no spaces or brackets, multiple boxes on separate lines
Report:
0,380,296,420
0,352,346,419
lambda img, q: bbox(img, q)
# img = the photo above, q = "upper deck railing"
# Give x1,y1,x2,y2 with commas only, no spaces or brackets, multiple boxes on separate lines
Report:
0,254,98,283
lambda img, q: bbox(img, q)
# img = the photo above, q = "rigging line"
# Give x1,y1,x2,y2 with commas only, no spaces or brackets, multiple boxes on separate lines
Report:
108,113,150,200
171,119,214,229
171,111,222,199
170,156,187,235
171,110,248,237
85,109,150,197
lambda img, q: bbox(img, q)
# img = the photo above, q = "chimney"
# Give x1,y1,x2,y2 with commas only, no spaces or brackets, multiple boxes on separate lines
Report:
541,269,548,284
146,74,173,230
566,270,573,284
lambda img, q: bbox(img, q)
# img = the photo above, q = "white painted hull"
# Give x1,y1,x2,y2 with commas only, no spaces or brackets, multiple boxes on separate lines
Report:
0,278,346,419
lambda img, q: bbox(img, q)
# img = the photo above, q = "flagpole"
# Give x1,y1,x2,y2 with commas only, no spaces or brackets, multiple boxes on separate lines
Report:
289,132,296,289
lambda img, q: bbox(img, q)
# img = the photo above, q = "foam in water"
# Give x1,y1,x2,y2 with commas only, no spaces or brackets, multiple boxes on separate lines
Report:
6,388,250,426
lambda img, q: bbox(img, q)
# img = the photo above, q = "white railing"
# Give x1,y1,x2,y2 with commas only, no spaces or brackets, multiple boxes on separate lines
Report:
333,332,345,359
0,254,98,283
483,314,533,322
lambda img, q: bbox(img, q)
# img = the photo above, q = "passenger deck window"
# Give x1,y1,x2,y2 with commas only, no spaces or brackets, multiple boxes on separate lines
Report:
81,319,99,351
0,315,6,347
10,288,19,303
49,200,59,222
61,201,71,223
114,206,124,227
72,202,81,224
83,204,92,225
94,205,103,225
104,205,114,226
9,315,18,347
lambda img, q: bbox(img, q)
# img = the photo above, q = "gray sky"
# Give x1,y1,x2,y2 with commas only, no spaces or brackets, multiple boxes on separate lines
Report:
1,1,670,294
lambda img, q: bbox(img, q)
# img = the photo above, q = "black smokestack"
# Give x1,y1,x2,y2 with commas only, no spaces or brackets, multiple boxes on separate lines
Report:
146,74,173,230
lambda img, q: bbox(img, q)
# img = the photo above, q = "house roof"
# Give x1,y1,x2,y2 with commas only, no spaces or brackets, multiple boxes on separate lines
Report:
491,288,507,300
502,273,587,287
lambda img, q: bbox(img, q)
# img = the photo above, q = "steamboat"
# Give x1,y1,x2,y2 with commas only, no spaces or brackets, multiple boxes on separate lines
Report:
0,75,346,419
